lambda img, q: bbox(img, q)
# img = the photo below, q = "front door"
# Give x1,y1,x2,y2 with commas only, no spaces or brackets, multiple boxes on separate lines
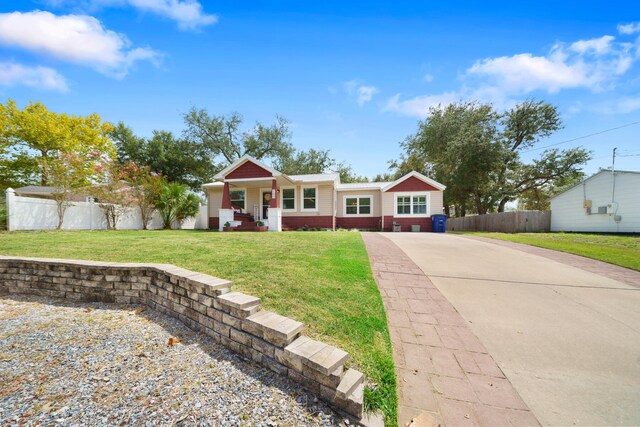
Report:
262,191,272,219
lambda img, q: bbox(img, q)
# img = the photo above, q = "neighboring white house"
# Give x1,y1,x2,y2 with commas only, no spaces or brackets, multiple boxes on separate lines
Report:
550,170,640,233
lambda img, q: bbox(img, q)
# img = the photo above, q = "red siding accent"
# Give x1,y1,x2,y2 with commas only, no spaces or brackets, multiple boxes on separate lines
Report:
209,217,219,229
336,217,382,230
387,176,439,192
221,182,231,209
226,161,273,179
383,216,432,232
282,216,333,229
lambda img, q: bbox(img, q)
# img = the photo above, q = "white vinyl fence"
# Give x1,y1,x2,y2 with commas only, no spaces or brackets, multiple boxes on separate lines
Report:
5,188,208,231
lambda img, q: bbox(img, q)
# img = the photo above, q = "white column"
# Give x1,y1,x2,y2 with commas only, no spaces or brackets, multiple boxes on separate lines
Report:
5,188,15,231
267,207,282,232
219,208,234,231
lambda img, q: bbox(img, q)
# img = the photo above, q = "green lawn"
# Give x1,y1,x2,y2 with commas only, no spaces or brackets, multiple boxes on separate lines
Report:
467,232,640,271
0,230,397,424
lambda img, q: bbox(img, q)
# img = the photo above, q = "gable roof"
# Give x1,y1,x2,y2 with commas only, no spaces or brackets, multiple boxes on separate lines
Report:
550,169,640,200
382,171,446,192
213,155,282,180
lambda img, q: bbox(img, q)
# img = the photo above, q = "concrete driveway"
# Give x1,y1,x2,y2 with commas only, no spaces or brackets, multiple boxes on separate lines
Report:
382,232,640,426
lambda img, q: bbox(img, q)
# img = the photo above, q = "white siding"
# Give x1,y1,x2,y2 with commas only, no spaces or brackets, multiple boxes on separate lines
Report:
336,190,381,217
207,187,222,217
382,191,444,216
551,171,640,232
281,184,334,217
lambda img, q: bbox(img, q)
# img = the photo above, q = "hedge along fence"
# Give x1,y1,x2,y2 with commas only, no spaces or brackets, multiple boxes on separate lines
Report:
446,210,551,233
0,256,365,420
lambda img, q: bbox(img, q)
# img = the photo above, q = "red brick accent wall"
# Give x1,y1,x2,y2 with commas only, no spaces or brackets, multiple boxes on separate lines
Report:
226,161,272,179
383,216,432,232
386,176,439,192
336,217,382,230
209,217,219,229
282,216,333,229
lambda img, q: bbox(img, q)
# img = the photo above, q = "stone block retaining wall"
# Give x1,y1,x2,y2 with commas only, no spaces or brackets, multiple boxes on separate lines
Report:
0,256,365,420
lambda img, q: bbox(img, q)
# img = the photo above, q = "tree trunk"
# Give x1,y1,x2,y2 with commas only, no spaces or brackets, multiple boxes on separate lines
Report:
56,202,64,229
474,195,487,215
40,152,49,186
497,197,510,213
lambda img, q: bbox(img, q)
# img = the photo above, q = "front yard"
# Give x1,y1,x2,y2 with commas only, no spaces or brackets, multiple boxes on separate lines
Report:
0,230,396,424
468,232,640,271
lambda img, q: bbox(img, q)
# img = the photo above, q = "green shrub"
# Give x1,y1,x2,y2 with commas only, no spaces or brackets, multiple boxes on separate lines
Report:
0,197,6,230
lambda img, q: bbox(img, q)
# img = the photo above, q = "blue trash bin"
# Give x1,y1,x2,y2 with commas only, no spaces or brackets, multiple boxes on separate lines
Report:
431,214,447,233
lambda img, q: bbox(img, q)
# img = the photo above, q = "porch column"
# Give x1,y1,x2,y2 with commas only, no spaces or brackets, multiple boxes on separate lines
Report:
270,179,278,208
221,182,232,209
219,181,234,231
268,179,282,231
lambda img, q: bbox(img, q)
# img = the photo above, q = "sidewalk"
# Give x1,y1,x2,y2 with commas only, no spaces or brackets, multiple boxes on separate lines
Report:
361,233,539,427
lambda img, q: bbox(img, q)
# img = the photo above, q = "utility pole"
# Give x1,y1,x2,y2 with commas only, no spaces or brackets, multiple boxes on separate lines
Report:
611,147,617,204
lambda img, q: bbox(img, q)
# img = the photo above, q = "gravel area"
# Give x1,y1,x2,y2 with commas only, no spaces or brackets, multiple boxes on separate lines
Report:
0,295,346,427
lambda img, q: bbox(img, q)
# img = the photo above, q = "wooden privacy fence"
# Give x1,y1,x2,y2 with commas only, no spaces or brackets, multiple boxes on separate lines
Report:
446,210,551,233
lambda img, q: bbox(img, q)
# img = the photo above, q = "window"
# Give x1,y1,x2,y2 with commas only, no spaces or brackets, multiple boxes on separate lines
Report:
345,196,372,215
302,187,317,210
397,196,411,215
230,190,245,210
395,193,428,216
282,187,295,210
413,195,427,214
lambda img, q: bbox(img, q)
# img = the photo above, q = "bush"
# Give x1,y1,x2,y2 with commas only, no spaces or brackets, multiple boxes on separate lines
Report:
0,199,5,230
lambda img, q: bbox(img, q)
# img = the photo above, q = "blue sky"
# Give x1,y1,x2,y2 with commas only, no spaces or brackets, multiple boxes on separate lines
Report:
1,1,639,178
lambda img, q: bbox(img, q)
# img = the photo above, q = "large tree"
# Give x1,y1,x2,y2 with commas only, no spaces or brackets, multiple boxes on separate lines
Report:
395,100,590,215
183,108,293,170
0,99,114,188
116,110,368,189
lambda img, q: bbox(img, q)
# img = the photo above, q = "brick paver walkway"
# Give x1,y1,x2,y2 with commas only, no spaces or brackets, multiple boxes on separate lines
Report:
462,235,640,289
362,233,539,427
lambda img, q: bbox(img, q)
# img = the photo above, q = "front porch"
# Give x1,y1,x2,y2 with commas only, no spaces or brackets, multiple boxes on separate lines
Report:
217,177,286,232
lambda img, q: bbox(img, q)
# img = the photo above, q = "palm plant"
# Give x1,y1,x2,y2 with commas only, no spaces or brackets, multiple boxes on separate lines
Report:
156,182,200,229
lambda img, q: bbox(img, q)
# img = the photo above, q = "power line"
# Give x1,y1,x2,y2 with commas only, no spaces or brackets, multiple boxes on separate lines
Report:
522,120,640,153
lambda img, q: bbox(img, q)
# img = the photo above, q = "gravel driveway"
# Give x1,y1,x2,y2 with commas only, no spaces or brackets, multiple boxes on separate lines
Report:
0,295,344,426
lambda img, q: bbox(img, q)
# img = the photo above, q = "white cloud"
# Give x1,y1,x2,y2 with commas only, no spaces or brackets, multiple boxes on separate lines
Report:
96,0,217,30
383,92,459,117
570,35,615,55
467,35,635,96
383,28,640,118
340,80,379,106
618,22,640,35
0,62,68,91
356,85,378,106
0,11,161,79
44,0,217,30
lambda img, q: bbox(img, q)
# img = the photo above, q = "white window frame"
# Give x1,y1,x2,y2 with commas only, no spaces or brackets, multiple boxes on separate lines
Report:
301,185,318,212
343,195,373,216
394,192,430,218
280,186,296,211
229,187,247,211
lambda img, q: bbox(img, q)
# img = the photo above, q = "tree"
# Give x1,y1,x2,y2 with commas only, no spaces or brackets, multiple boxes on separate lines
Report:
0,99,115,187
156,182,200,229
91,158,133,230
47,152,91,229
123,162,165,230
272,147,368,183
394,100,591,216
183,108,293,169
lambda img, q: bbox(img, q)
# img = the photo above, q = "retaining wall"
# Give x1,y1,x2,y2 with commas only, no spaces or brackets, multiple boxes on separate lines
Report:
0,256,365,420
